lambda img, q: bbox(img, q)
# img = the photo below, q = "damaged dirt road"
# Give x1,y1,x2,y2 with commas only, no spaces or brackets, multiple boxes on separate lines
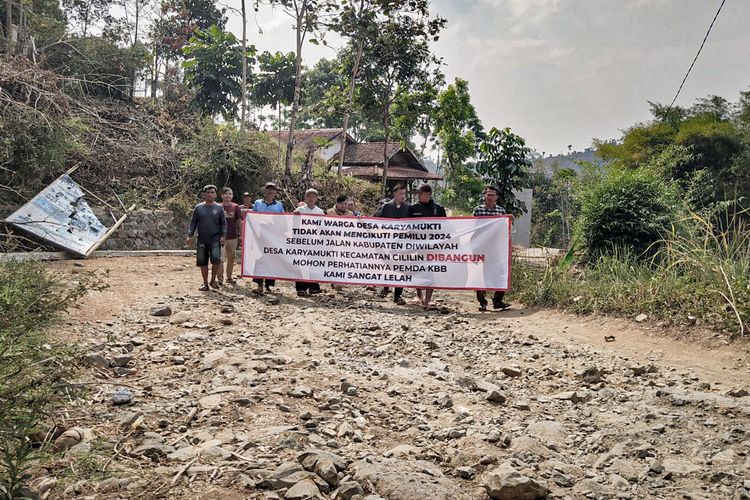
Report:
40,256,750,499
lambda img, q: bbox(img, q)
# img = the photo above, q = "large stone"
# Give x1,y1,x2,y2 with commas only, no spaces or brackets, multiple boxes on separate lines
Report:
526,421,567,445
83,353,110,369
352,458,463,500
169,311,193,325
483,463,550,500
112,388,134,405
285,479,323,500
662,457,700,476
149,306,172,317
335,481,365,500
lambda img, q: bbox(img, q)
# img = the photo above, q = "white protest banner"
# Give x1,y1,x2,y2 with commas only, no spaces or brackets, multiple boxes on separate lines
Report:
242,213,511,291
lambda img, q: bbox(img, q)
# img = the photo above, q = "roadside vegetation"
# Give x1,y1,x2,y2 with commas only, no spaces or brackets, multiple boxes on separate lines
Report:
514,93,750,337
0,261,105,497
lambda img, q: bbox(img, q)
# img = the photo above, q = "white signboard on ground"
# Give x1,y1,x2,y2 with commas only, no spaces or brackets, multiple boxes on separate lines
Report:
242,213,512,290
5,174,108,255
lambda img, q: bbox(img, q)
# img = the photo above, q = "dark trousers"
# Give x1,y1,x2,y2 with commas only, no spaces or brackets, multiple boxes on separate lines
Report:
477,290,504,305
253,278,276,287
382,287,404,300
295,282,321,293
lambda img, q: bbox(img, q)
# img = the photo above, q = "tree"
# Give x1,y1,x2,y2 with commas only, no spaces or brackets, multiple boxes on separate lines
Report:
475,127,532,216
149,0,226,97
254,50,296,166
355,1,445,195
62,0,115,36
182,25,255,120
266,0,334,184
433,77,484,171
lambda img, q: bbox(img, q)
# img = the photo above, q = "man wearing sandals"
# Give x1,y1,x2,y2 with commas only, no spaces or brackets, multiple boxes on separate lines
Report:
473,186,511,311
187,185,227,291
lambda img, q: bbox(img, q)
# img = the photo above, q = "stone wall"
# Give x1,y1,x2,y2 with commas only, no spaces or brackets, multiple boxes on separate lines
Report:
1,206,187,251
99,209,186,251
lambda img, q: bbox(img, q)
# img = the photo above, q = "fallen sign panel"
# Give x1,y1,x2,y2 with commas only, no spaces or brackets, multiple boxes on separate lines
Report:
241,213,512,290
5,174,124,256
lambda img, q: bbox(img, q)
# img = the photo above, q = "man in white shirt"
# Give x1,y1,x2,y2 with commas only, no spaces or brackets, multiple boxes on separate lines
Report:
293,189,324,295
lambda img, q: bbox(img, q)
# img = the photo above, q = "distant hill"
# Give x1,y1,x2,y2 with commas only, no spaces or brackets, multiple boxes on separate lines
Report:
533,148,608,177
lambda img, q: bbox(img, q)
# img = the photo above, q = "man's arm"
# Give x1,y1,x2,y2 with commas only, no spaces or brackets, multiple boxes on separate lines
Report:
187,206,199,244
219,207,228,244
373,203,385,217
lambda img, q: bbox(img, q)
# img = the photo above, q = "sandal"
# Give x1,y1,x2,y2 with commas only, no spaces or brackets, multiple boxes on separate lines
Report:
199,284,210,291
252,287,264,296
394,297,406,306
210,281,221,289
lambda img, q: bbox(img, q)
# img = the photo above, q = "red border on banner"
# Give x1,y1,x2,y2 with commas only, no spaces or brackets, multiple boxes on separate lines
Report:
240,212,513,291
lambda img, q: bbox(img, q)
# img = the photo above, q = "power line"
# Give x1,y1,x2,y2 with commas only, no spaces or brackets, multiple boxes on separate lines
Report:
668,0,727,109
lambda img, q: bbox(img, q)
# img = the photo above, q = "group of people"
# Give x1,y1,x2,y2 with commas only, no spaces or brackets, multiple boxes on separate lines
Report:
186,181,510,312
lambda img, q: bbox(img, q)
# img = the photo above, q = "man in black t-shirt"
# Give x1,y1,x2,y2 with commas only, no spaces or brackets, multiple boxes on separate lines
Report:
187,185,227,291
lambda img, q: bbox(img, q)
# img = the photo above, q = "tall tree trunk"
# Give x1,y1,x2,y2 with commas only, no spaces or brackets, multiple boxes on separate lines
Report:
130,0,140,99
151,49,159,98
381,104,390,198
284,2,306,185
240,0,247,130
338,36,363,176
5,0,13,51
277,105,283,168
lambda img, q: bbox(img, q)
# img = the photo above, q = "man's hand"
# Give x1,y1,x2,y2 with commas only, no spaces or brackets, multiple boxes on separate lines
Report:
186,236,193,247
220,236,226,246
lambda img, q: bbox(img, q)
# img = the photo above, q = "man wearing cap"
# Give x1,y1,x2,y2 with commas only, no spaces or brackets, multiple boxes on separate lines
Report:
408,183,446,309
250,182,284,295
293,188,324,296
187,185,227,291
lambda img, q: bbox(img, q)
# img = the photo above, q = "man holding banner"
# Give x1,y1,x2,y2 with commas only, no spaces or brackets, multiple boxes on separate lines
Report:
473,186,511,311
408,184,447,310
251,182,284,295
293,189,324,296
241,188,511,301
374,184,410,305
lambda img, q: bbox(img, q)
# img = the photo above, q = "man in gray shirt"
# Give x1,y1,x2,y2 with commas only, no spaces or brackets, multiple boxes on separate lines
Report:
187,185,227,291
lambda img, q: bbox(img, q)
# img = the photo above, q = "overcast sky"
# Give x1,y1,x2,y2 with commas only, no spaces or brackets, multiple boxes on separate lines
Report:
224,0,750,156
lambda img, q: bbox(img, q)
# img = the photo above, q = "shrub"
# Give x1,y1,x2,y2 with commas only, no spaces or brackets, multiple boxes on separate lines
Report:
180,121,277,200
577,167,678,257
511,212,749,336
0,261,103,497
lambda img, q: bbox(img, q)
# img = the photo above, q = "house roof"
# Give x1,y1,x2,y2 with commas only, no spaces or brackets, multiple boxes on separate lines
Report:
344,166,443,181
265,128,355,151
339,142,428,172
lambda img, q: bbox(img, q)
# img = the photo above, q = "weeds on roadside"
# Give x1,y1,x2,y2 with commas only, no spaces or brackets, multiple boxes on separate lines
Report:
510,212,749,336
0,261,105,498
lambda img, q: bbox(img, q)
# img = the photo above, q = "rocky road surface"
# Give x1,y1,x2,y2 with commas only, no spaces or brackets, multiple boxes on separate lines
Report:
34,256,750,499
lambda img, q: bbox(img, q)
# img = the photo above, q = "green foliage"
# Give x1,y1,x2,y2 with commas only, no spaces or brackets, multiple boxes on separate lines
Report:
476,127,531,216
0,262,103,497
61,0,116,36
180,121,276,198
42,36,149,99
151,0,227,60
512,211,750,336
438,164,484,213
596,92,750,211
433,78,484,170
182,25,255,119
254,50,296,111
527,166,580,248
577,167,678,257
